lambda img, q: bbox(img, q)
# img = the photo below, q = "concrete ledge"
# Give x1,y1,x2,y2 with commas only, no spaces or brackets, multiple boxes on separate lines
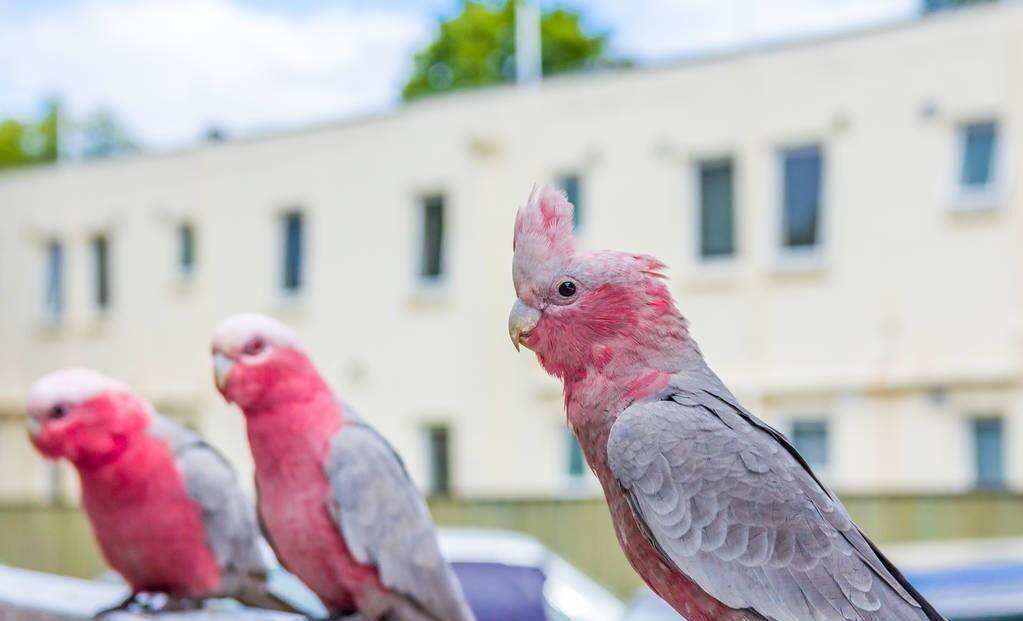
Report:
0,566,304,621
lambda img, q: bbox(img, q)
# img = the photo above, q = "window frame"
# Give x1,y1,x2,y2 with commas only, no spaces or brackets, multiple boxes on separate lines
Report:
787,417,831,479
691,156,737,264
279,210,305,297
775,143,827,267
952,118,1004,211
90,233,111,313
177,222,196,279
969,416,1006,490
415,193,447,288
422,424,452,497
42,239,64,325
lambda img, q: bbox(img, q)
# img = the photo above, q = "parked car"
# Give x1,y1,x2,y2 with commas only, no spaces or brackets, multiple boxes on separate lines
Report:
439,527,625,621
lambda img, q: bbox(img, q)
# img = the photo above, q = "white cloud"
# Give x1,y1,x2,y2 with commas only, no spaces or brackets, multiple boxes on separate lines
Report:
0,0,924,149
0,0,432,147
588,0,921,61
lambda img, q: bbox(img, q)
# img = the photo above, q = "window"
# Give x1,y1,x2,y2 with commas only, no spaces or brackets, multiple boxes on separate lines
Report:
559,175,582,230
424,425,451,496
791,420,829,472
419,195,445,282
43,240,63,322
696,158,735,259
780,145,823,251
281,211,304,294
972,417,1005,489
566,429,585,479
178,223,195,277
91,234,110,310
958,121,999,199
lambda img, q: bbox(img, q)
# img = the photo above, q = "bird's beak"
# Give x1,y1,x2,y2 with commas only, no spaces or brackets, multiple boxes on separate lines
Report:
508,299,541,352
213,351,235,392
25,416,42,438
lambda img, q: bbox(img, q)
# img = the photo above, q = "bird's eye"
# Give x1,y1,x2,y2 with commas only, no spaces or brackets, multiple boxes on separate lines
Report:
558,281,577,298
50,405,67,419
243,338,266,356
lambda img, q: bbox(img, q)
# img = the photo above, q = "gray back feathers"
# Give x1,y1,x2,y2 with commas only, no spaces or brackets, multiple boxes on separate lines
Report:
607,368,946,621
326,420,476,621
146,414,271,593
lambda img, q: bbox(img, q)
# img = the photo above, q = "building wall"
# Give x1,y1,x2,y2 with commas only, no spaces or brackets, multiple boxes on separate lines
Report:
0,5,1021,502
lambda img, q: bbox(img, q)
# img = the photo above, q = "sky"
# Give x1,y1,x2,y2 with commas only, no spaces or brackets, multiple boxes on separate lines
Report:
0,0,920,149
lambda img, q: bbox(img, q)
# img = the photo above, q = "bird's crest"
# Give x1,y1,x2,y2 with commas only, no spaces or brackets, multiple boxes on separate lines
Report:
513,185,576,281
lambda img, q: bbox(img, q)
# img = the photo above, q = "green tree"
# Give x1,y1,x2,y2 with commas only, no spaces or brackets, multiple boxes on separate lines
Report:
0,99,60,170
81,108,137,159
402,1,624,101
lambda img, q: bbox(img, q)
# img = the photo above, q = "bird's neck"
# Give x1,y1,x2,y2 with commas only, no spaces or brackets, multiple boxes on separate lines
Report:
244,386,343,477
562,322,695,408
76,430,169,503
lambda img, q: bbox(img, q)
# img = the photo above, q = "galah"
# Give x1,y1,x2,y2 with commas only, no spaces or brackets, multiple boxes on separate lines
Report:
211,313,475,621
508,187,945,621
25,368,292,614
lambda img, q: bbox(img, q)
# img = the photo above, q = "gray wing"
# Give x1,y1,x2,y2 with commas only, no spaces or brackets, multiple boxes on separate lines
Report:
607,388,945,621
326,421,475,621
147,414,269,584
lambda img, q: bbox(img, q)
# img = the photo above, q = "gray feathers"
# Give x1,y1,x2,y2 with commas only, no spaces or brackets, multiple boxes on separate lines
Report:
146,414,282,608
607,372,946,621
326,420,475,621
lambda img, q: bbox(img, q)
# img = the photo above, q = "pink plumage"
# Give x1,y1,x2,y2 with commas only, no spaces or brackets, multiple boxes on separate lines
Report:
509,186,944,621
24,369,284,612
211,314,475,621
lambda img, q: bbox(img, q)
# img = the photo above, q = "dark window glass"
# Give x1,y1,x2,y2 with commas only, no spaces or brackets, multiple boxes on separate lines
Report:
559,175,582,229
781,145,823,249
420,195,445,280
961,121,997,188
698,159,735,258
972,417,1005,489
91,235,110,309
282,211,304,293
566,430,585,477
44,241,63,320
179,223,195,275
791,421,829,471
426,425,451,496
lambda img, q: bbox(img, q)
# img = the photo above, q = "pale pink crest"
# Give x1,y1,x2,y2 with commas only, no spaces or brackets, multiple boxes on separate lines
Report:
513,185,575,256
513,185,577,293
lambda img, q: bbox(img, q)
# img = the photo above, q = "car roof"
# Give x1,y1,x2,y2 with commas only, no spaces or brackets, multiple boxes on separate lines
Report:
437,527,549,567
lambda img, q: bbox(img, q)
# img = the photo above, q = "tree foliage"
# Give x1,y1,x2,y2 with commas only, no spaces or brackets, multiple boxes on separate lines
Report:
0,99,137,171
402,1,624,101
0,99,59,170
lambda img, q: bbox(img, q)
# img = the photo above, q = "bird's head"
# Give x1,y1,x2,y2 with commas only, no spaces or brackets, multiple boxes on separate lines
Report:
509,186,687,383
26,368,149,468
211,313,323,412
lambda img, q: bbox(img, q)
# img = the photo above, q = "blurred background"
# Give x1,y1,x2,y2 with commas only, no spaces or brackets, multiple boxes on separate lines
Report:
1,0,1021,619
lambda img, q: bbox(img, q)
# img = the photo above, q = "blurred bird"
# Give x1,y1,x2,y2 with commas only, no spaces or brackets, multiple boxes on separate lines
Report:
25,368,295,615
211,313,475,621
508,187,946,621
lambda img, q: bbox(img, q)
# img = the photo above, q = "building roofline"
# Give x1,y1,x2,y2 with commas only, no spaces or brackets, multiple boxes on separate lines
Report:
0,0,1015,183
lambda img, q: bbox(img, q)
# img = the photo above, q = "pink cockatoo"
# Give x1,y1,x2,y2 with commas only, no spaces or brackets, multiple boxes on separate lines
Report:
211,313,475,621
25,368,292,614
508,187,945,621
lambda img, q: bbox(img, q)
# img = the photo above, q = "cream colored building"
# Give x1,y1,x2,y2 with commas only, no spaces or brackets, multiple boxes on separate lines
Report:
1,4,1021,504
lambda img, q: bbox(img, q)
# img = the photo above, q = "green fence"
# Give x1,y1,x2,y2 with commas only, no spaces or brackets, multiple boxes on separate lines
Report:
3,493,1022,598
